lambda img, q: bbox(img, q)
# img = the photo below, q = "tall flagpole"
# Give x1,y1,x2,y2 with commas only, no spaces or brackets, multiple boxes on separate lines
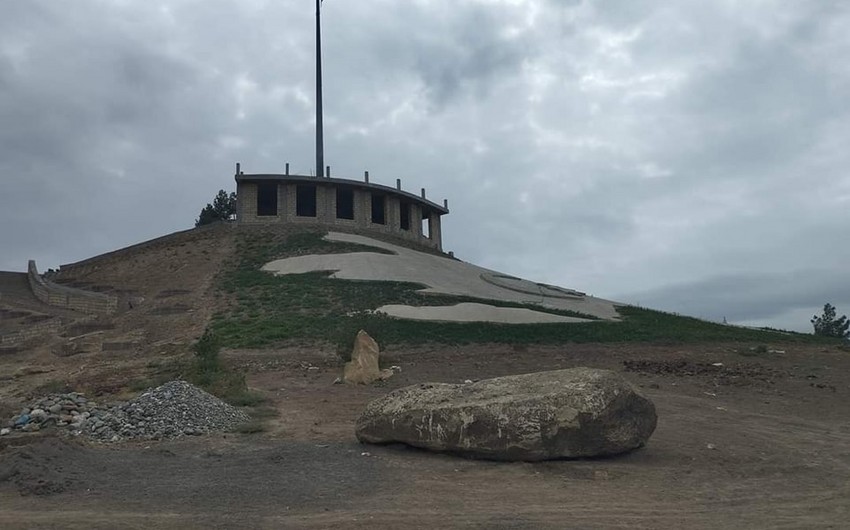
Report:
315,0,324,178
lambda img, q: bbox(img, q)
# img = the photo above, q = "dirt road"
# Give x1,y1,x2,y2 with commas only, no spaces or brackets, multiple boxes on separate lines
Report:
2,342,849,528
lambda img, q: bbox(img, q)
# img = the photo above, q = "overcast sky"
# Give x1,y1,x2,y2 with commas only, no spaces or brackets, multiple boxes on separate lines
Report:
2,0,849,332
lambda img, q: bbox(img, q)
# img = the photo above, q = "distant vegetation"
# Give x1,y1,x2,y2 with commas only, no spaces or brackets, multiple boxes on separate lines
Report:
207,229,838,352
196,189,237,227
811,303,849,340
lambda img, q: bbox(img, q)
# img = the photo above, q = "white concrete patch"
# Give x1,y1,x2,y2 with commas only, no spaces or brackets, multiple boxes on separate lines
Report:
376,303,593,324
261,232,621,322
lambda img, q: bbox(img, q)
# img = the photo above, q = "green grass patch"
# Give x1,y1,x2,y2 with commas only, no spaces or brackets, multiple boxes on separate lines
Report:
186,329,262,405
210,228,837,350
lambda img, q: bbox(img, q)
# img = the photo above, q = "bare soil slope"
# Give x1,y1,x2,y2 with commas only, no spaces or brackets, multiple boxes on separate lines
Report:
0,223,236,405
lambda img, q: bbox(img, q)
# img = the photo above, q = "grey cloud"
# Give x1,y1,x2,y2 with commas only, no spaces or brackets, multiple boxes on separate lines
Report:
1,0,849,335
618,269,850,325
326,3,533,110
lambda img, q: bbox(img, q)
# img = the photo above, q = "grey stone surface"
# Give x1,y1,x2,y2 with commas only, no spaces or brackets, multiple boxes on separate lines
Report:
356,368,657,461
263,232,621,322
376,302,589,324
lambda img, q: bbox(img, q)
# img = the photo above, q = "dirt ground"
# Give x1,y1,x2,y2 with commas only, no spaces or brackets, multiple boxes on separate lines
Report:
2,341,849,529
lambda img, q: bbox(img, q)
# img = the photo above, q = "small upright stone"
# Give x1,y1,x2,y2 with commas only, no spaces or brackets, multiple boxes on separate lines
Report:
343,330,392,385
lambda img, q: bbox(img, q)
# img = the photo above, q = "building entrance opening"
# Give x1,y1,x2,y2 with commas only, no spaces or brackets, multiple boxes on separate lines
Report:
336,188,354,220
257,183,278,216
371,193,386,225
399,201,411,231
296,185,317,217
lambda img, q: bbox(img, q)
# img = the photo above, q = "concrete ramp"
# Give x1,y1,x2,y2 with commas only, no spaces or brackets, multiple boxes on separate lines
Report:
262,233,620,323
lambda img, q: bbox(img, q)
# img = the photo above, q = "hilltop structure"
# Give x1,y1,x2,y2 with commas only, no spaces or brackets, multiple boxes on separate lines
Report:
230,3,450,251
234,164,449,251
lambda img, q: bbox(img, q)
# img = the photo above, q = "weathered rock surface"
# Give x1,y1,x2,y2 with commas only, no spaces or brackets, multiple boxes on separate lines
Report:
356,368,657,461
343,330,392,384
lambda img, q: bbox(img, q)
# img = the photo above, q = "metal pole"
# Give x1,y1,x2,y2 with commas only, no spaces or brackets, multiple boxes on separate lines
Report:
315,0,324,179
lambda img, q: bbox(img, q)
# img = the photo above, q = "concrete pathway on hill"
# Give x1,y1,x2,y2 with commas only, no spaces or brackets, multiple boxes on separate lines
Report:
261,232,621,323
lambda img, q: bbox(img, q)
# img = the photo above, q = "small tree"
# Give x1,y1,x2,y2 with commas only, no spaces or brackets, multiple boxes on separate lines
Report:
196,190,237,227
811,303,849,339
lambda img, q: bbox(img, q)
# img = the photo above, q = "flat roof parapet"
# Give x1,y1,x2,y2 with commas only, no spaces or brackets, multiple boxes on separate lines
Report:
234,173,449,215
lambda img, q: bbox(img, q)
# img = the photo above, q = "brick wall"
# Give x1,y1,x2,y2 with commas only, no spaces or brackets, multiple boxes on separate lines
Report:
28,260,118,315
237,180,444,251
0,317,62,347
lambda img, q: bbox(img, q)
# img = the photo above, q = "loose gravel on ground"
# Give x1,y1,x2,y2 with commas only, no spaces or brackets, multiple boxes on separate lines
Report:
2,380,250,442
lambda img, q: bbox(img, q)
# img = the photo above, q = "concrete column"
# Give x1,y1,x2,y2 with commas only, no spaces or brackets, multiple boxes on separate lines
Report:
284,183,298,222
354,189,369,228
277,183,286,219
323,184,335,221
386,196,400,234
429,214,443,251
411,204,423,238
316,185,330,223
238,182,259,223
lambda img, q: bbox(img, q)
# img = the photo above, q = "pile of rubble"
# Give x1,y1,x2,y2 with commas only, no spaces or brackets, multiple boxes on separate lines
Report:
3,392,95,435
2,381,250,442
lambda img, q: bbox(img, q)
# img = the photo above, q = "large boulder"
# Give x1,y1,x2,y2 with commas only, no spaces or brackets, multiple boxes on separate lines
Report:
356,368,657,461
343,330,392,385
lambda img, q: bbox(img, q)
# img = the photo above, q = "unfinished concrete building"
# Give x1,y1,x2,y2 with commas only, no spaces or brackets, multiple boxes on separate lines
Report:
234,165,449,251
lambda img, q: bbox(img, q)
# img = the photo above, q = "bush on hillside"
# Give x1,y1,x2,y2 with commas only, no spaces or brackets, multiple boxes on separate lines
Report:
196,190,237,227
811,303,849,340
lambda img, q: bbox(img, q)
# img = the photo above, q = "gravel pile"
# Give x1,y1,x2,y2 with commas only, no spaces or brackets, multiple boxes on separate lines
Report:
3,392,96,435
2,381,251,442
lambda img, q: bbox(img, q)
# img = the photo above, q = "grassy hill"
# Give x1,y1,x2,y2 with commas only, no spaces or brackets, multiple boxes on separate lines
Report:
208,228,835,353
2,223,838,407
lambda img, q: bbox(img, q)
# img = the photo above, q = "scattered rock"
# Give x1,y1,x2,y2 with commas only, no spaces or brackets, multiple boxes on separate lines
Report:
343,330,393,385
356,367,657,461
